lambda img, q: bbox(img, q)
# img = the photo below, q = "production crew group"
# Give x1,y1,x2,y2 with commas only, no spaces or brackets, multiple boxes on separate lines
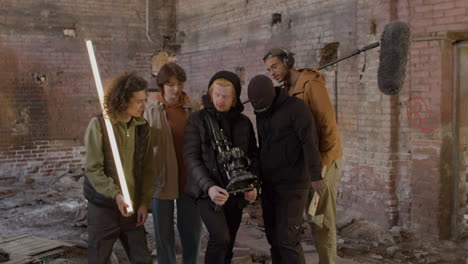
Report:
84,48,343,264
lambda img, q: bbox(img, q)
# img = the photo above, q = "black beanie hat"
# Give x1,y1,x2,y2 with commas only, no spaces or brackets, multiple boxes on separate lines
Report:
247,75,276,110
248,75,274,96
208,71,242,98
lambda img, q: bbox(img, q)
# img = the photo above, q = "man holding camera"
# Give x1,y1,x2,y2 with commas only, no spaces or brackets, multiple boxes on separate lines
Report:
183,71,259,264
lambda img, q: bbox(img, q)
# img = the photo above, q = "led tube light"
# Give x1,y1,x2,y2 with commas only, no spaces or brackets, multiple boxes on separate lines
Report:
86,40,134,214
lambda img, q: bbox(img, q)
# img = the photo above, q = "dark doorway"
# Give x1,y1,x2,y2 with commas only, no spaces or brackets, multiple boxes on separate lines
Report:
453,41,468,239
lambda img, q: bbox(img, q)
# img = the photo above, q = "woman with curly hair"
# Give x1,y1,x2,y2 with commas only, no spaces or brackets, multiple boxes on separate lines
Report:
83,72,155,264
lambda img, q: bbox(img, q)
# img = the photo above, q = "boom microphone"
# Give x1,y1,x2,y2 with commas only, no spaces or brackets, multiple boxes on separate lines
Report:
242,21,411,104
377,21,410,95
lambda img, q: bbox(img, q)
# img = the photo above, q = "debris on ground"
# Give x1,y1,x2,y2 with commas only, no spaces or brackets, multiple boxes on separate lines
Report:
0,235,75,264
336,219,468,264
1,170,467,263
0,248,10,262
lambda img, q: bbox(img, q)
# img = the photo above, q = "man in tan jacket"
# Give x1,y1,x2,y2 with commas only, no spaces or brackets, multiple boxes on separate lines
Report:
263,48,343,264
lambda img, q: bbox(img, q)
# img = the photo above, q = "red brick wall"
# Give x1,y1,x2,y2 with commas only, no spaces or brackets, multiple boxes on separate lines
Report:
175,0,468,238
0,0,166,182
0,140,85,183
404,0,467,238
176,0,406,229
2,0,466,238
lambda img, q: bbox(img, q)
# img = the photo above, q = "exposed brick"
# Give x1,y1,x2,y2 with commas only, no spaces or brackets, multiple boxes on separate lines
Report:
173,0,464,239
455,0,468,7
433,2,456,10
415,5,434,13
1,0,463,240
444,7,468,16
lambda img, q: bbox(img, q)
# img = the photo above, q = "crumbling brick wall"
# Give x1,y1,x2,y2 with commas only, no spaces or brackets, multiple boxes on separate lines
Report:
2,0,466,239
0,0,169,183
175,0,468,238
403,0,468,239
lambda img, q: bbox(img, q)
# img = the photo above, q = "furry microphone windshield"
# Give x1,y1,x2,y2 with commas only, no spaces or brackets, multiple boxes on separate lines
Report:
377,21,411,95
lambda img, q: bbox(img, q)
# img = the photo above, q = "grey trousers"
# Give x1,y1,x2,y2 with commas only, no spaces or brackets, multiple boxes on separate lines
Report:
87,202,152,264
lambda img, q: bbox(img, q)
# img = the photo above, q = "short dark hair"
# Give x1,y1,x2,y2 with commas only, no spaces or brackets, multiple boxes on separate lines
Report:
104,73,148,121
156,62,187,89
263,48,295,69
263,48,286,61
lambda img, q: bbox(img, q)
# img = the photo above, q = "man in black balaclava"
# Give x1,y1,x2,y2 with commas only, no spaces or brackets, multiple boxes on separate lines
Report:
264,48,343,264
248,75,322,264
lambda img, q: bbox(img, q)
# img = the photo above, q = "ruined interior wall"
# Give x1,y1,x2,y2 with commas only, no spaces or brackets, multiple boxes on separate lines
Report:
405,0,468,239
1,0,466,239
176,0,468,238
0,0,168,183
339,0,411,232
175,0,404,230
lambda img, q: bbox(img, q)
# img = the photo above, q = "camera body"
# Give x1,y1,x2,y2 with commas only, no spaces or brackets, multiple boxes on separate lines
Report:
205,112,259,194
218,145,259,194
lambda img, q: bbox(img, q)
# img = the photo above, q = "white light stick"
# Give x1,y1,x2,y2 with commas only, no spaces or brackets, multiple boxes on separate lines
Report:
86,40,134,214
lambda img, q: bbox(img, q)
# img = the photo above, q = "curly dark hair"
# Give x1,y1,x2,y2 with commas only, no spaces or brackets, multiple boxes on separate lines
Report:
156,62,187,90
104,73,148,121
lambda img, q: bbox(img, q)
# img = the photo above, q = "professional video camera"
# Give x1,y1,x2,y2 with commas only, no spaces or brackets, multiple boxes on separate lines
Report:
203,113,259,194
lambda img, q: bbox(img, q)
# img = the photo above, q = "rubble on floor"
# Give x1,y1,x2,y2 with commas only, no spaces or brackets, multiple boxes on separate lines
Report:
335,219,468,263
0,235,75,264
1,170,467,263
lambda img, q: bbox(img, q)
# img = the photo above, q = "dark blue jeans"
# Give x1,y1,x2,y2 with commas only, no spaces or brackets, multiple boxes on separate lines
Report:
151,192,202,264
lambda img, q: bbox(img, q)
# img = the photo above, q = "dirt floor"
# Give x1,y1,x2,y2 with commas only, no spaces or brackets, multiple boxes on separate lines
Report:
1,170,467,264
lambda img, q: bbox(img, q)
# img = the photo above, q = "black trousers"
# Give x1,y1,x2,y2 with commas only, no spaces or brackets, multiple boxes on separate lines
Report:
198,197,244,264
261,185,308,264
87,202,152,264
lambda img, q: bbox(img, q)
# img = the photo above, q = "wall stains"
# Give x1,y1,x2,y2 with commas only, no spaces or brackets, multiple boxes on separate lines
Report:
370,18,377,36
33,73,47,85
11,107,30,136
271,13,282,26
319,42,340,67
235,66,246,85
406,96,437,133
63,28,76,38
151,51,175,79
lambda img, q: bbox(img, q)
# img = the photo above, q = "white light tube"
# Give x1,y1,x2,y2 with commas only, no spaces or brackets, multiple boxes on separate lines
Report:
86,40,134,214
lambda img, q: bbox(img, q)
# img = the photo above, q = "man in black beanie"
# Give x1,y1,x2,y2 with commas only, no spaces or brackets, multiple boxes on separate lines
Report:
248,75,322,264
184,71,259,264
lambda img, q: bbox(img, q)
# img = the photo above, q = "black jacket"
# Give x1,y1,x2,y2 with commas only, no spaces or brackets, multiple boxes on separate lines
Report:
183,95,259,199
256,87,322,188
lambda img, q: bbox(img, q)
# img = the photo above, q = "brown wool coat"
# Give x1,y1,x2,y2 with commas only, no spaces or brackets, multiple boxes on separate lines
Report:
293,68,343,170
144,92,200,200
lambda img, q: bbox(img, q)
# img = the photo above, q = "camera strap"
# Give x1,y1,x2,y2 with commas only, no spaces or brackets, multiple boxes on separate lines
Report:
202,110,231,186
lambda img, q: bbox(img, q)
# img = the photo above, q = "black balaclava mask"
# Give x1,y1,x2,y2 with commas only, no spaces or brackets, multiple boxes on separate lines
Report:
247,75,276,114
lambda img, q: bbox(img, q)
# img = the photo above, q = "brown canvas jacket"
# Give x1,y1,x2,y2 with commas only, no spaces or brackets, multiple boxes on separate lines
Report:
293,68,343,170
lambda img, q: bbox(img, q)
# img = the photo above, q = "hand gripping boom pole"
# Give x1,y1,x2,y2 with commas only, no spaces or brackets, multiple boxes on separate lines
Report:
85,40,134,214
